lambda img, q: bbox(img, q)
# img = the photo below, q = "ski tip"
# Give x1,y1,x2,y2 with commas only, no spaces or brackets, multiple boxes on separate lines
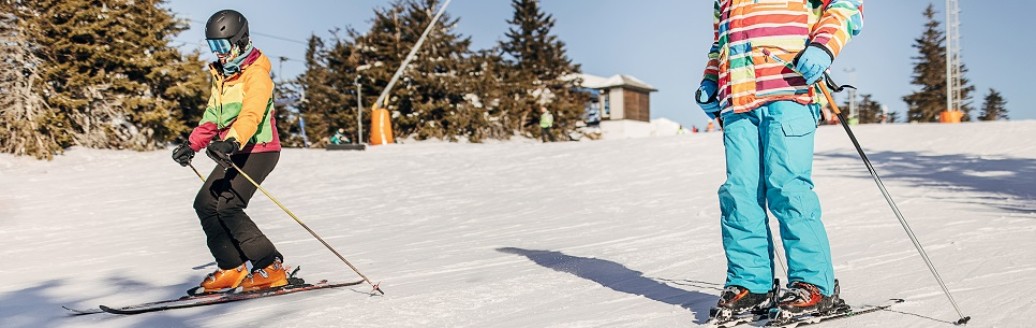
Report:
63,305,103,315
98,305,115,314
890,298,906,303
955,316,972,325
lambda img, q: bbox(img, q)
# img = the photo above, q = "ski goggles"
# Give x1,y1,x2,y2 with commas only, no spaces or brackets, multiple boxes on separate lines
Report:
206,39,233,55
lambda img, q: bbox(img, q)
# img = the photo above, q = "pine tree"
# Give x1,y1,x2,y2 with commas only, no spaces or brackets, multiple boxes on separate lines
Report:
902,4,975,123
461,49,511,141
0,2,66,159
273,56,309,148
348,0,479,141
887,111,900,124
842,94,885,124
500,0,586,140
294,33,357,147
978,88,1009,121
23,0,207,151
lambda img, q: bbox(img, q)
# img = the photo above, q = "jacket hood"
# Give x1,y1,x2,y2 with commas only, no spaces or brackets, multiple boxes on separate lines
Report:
248,51,271,74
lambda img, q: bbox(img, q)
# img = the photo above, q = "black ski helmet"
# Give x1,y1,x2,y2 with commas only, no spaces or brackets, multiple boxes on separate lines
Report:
205,9,249,49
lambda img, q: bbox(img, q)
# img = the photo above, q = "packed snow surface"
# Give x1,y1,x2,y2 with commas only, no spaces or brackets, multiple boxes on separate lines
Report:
2,121,1034,327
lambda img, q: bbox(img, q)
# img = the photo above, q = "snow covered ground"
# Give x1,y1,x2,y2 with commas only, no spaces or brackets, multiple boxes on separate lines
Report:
2,121,1034,328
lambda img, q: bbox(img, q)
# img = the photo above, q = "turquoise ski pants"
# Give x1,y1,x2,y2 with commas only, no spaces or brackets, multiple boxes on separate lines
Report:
718,101,835,296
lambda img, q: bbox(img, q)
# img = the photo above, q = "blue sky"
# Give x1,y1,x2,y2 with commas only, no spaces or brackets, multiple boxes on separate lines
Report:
166,1,1034,128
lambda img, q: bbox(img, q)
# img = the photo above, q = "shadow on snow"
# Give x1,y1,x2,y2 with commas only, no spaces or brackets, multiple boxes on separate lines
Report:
0,269,291,328
815,150,1036,214
497,247,717,324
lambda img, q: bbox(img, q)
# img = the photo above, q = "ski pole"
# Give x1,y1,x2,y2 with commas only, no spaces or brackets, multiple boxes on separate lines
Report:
773,245,788,280
818,77,968,325
762,50,970,325
219,162,384,295
188,163,205,182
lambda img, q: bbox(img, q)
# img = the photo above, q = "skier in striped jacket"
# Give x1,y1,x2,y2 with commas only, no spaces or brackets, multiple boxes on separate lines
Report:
695,0,864,321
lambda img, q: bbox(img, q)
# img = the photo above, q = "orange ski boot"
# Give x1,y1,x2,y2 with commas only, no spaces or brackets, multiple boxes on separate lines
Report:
189,263,249,295
238,259,289,292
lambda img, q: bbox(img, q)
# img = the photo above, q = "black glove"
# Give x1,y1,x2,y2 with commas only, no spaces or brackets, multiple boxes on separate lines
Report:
206,138,240,169
171,143,195,167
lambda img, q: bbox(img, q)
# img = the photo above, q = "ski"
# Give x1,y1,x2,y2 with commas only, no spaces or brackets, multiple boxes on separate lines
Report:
65,279,365,315
62,306,105,315
63,292,228,316
705,311,767,328
766,298,905,328
100,279,366,315
704,279,782,328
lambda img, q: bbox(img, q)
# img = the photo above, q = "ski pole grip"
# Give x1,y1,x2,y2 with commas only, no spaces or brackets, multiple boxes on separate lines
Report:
819,83,843,115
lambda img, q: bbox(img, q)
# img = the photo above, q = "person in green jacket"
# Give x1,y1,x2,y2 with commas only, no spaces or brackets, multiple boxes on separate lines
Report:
539,106,555,142
330,128,350,145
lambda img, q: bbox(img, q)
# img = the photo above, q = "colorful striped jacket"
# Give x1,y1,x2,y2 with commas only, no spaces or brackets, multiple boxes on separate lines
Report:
188,49,280,154
702,0,864,114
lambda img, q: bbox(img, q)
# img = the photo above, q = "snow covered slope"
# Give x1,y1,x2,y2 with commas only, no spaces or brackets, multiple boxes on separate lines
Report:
1,121,1033,327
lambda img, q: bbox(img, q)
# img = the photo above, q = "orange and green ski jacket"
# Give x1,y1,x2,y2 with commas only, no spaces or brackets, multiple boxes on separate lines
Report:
188,49,280,154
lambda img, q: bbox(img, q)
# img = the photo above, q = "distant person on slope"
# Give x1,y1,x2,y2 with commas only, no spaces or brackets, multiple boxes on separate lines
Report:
694,0,864,322
331,128,351,145
170,9,289,295
539,106,555,142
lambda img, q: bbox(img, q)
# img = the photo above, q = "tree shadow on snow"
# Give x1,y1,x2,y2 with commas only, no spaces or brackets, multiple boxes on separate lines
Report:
815,150,1036,213
0,272,291,328
497,247,716,324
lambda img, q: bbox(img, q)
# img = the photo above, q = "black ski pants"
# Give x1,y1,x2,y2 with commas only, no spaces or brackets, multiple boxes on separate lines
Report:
194,151,282,270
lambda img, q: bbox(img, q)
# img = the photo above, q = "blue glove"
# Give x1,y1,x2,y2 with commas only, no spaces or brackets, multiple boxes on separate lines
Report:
794,45,833,85
696,80,721,119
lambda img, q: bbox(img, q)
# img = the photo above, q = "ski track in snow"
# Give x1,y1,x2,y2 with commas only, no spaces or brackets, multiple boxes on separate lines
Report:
1,121,1034,327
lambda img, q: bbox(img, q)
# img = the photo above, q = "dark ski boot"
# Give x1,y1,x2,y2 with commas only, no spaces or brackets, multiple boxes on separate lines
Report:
769,279,849,325
706,279,779,327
